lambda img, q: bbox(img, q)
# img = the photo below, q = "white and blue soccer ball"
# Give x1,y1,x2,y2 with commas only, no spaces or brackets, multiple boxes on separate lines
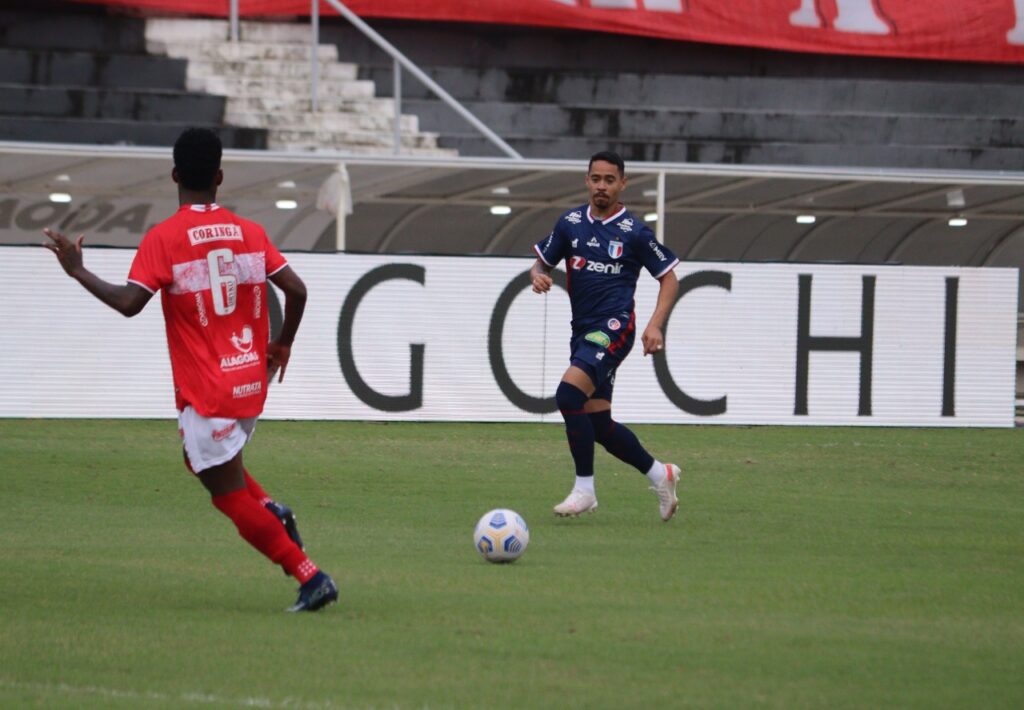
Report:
473,508,529,563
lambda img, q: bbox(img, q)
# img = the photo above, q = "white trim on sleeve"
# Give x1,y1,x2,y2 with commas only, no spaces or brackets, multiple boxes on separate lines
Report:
533,244,556,268
127,278,156,294
653,258,680,280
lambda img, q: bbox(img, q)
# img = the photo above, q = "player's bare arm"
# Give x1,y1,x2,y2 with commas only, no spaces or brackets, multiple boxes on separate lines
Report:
266,265,307,382
530,258,554,294
641,270,679,356
43,228,152,317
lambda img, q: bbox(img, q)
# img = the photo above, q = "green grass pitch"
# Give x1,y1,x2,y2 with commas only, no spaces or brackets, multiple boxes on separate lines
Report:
1,419,1022,708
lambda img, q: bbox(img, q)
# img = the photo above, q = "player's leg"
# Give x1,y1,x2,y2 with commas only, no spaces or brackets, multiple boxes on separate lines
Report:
242,468,304,550
180,407,336,610
553,364,600,516
588,378,680,522
197,454,316,580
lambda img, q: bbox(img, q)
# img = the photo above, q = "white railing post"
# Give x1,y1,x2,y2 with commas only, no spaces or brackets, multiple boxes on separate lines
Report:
311,0,320,114
229,0,239,42
393,60,402,155
656,171,666,243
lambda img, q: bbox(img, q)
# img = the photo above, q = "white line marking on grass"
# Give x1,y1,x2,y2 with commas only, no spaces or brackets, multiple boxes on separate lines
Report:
0,678,354,709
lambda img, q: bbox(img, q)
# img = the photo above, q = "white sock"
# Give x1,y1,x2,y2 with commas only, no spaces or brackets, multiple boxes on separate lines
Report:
645,461,666,484
575,476,595,494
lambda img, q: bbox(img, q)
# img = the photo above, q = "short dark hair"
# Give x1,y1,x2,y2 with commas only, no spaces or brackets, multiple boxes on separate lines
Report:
588,150,625,176
173,128,222,191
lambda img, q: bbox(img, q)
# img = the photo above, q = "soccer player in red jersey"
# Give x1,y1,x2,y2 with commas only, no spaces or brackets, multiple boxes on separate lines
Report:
43,128,337,612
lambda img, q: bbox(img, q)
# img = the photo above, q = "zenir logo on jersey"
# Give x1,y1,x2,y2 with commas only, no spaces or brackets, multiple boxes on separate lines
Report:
570,256,623,274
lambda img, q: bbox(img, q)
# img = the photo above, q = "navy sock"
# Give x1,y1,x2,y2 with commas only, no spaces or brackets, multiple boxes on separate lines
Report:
556,382,594,478
589,410,655,474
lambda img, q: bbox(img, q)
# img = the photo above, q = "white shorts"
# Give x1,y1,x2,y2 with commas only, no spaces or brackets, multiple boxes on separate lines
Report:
178,406,257,474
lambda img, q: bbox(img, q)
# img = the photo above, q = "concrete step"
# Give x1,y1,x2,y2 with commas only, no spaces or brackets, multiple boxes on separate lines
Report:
226,94,397,116
268,127,442,150
405,99,1024,148
187,76,376,100
0,48,187,90
226,110,419,133
0,116,266,149
363,66,1024,119
186,59,358,82
0,84,225,123
0,9,147,52
146,17,312,45
152,40,339,64
267,136,456,156
444,133,1024,170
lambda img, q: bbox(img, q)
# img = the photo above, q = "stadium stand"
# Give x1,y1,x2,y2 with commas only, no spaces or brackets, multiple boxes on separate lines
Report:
3,1,1024,169
0,1,266,148
327,21,1024,169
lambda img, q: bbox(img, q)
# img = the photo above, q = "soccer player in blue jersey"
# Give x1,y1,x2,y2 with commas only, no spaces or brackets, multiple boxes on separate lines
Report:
530,151,682,521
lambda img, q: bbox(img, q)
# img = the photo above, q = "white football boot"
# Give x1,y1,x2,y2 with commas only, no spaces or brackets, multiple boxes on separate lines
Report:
651,463,680,521
553,488,598,517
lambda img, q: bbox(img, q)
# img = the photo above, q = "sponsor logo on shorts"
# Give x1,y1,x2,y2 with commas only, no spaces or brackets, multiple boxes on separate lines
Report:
596,352,605,360
232,381,262,399
220,351,260,371
565,211,582,224
187,223,243,246
585,331,612,348
608,241,623,259
607,318,621,331
211,422,238,441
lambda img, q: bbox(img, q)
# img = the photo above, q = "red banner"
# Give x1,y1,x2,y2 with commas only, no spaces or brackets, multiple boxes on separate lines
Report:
74,0,1024,63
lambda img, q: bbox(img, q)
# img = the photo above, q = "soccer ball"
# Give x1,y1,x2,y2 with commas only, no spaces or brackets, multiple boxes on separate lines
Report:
473,509,529,563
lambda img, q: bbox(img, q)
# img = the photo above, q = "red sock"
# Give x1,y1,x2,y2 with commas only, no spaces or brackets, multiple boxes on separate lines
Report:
211,489,319,584
242,468,273,506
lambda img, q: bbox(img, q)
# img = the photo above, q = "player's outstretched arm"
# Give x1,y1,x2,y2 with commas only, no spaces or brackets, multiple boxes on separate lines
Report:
43,228,152,317
530,258,554,294
266,265,307,382
642,270,680,356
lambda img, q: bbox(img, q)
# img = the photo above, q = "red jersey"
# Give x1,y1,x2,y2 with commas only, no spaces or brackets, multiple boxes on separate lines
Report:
127,203,287,418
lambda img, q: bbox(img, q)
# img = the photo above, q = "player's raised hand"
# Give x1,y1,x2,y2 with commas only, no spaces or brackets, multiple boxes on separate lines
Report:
532,272,553,294
267,341,291,383
641,325,665,356
42,228,86,277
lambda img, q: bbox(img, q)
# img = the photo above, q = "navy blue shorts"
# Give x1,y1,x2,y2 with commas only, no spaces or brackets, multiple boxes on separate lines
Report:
569,314,635,402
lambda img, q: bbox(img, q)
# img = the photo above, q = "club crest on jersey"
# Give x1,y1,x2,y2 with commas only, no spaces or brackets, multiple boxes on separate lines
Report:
587,236,601,248
607,318,621,331
565,211,582,224
608,241,623,259
585,331,612,348
618,218,634,233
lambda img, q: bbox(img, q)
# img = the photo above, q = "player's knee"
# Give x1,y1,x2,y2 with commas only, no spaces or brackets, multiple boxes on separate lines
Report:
556,381,589,413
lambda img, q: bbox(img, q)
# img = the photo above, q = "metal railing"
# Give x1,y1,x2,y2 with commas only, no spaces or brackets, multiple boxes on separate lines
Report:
228,0,522,159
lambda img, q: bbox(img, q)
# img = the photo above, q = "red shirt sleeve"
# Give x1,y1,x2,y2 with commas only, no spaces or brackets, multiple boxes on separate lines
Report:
127,227,171,293
263,228,288,277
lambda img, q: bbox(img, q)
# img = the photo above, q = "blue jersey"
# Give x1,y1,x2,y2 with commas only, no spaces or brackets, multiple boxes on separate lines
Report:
534,204,679,334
